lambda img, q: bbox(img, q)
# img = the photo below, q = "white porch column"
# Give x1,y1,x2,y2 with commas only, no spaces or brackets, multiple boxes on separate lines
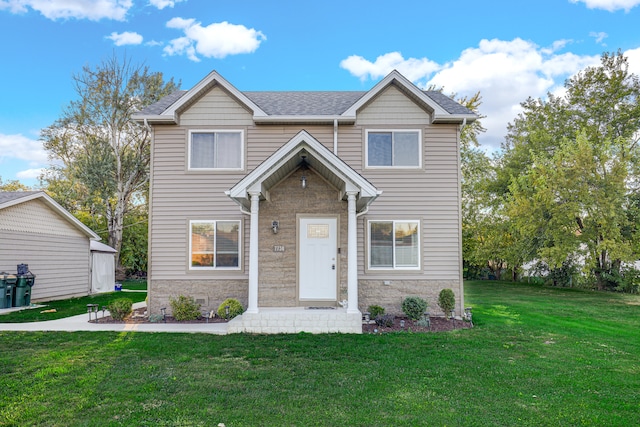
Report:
347,191,359,314
247,191,260,313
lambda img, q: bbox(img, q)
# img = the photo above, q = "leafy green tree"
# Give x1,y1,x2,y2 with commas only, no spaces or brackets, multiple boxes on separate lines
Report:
496,51,640,289
0,177,31,191
40,54,179,270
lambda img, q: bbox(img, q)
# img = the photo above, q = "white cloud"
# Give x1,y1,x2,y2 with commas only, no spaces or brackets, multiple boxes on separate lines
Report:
569,0,640,12
0,133,48,164
340,38,602,152
340,52,440,86
589,31,608,44
625,47,640,75
107,31,143,46
16,168,46,179
164,18,266,61
149,0,184,9
0,0,133,21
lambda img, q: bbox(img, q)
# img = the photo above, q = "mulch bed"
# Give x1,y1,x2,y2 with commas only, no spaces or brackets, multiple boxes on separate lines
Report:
94,308,473,332
362,316,472,333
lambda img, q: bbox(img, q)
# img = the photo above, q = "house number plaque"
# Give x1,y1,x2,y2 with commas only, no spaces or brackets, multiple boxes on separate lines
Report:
273,245,285,252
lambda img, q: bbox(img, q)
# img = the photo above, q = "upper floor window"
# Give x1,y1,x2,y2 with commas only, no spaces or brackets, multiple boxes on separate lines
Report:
189,130,243,170
190,220,241,269
366,130,421,168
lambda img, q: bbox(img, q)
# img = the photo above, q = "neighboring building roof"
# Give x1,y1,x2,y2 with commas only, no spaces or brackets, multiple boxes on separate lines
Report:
134,70,478,125
90,240,117,253
0,191,100,240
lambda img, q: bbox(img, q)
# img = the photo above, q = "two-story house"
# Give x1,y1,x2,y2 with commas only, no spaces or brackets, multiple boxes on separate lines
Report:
134,70,477,333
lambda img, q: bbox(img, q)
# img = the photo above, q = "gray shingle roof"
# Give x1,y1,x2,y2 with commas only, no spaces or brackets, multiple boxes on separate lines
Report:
136,88,474,117
136,90,187,116
243,91,366,116
0,191,42,206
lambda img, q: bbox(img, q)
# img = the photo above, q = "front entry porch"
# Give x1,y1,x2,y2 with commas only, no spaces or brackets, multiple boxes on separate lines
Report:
227,306,362,334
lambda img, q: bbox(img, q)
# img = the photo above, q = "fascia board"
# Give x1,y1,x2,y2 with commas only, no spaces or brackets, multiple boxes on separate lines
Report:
164,70,268,118
131,114,177,124
253,115,356,125
432,114,478,124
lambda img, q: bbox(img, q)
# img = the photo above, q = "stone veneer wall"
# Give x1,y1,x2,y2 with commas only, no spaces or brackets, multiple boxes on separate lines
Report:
148,279,248,316
358,279,463,317
257,168,349,307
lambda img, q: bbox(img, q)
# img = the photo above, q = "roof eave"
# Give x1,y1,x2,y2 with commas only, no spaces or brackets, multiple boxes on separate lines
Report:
131,114,177,125
432,114,478,124
253,115,356,125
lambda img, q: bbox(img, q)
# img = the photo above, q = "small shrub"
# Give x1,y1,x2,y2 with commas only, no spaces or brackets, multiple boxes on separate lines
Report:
402,296,428,320
415,317,431,327
368,305,385,318
438,288,456,317
217,298,244,319
375,314,395,327
169,295,201,321
108,298,133,321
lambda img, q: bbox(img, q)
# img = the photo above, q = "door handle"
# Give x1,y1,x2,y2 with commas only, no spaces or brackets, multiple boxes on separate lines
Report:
331,264,335,270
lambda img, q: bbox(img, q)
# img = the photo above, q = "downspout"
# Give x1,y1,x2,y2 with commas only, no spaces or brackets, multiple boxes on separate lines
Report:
457,117,467,315
333,119,338,155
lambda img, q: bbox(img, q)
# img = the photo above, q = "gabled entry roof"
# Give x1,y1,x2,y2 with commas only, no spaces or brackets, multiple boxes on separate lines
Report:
226,130,381,212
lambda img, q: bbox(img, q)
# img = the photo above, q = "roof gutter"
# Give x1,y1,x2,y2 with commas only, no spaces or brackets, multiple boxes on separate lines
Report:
253,115,356,125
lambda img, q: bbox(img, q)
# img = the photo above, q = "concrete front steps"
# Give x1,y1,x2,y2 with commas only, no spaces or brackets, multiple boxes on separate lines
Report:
227,307,362,334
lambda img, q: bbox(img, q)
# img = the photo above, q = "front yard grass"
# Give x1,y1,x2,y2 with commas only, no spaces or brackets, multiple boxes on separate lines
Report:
0,280,638,426
0,280,147,323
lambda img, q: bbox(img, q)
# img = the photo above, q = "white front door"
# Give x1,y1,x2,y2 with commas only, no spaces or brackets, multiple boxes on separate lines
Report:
299,217,337,301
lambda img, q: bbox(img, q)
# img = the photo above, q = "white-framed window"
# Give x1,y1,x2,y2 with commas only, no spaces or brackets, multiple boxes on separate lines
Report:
188,130,244,170
366,130,421,168
189,220,241,269
368,220,420,270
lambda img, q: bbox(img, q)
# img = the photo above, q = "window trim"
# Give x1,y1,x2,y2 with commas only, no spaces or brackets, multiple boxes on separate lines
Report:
365,129,422,169
187,129,245,171
367,219,421,271
189,219,242,271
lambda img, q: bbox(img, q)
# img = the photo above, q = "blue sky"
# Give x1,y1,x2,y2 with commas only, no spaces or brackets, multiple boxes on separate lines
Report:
1,0,640,187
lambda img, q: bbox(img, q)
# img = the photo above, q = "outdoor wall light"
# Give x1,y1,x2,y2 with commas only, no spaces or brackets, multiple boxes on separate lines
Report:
272,220,279,234
300,175,307,189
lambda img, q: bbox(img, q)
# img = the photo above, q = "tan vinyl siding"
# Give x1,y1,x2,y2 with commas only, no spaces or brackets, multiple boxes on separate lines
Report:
0,199,85,238
179,85,254,127
350,91,460,280
356,85,431,126
0,232,90,302
149,82,461,283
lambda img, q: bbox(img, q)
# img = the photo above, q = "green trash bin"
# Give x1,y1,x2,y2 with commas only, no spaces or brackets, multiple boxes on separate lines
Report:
14,272,35,307
1,273,17,309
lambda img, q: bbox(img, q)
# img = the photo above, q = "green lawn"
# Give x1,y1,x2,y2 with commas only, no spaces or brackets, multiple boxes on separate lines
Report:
0,280,147,323
1,280,638,426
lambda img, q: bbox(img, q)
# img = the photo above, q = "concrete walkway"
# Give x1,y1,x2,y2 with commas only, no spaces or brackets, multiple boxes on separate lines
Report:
0,302,229,335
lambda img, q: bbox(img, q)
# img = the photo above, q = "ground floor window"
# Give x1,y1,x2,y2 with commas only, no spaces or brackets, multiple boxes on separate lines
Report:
190,220,241,269
368,220,420,269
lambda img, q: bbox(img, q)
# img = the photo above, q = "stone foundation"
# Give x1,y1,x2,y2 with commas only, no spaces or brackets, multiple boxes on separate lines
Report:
149,278,463,319
358,279,463,317
149,279,248,316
